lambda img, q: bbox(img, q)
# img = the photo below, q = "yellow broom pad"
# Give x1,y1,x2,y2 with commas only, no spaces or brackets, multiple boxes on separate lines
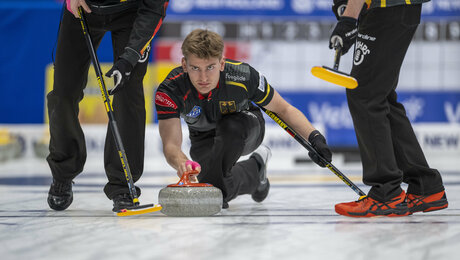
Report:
116,204,163,216
311,66,358,89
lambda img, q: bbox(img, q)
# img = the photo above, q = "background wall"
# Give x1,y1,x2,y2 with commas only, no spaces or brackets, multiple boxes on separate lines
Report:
0,0,459,171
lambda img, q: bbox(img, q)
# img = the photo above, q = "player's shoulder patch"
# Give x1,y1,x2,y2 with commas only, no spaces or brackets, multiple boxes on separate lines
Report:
155,91,177,109
257,71,266,92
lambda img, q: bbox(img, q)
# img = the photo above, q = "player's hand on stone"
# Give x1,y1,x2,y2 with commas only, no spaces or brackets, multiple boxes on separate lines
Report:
177,160,201,182
106,58,133,95
329,16,358,55
308,130,332,168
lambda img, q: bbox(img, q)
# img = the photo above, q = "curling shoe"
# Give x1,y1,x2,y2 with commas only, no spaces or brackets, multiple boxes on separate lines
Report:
335,190,411,218
251,144,272,203
47,179,73,211
112,193,134,212
407,190,448,213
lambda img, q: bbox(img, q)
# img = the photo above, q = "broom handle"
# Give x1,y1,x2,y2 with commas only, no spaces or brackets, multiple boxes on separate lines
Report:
257,105,366,198
333,42,342,70
77,7,139,205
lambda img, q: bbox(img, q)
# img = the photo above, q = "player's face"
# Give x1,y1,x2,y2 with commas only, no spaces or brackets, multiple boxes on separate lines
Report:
182,54,225,95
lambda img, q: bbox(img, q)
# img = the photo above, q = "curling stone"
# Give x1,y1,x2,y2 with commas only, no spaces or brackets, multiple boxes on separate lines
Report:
159,170,223,217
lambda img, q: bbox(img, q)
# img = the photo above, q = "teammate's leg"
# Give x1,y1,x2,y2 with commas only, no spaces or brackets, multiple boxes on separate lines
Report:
47,9,105,210
102,9,148,203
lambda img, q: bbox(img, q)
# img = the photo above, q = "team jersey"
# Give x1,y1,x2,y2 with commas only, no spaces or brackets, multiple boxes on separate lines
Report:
155,59,274,131
365,0,430,9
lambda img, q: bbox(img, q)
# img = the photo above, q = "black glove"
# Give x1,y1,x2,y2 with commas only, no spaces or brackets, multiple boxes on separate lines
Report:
308,130,332,168
329,16,358,55
105,58,133,95
332,0,348,20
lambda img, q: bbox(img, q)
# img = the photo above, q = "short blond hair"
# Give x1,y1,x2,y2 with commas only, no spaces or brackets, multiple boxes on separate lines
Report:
181,29,224,60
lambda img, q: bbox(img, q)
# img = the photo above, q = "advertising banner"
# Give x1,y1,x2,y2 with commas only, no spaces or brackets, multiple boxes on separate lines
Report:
166,0,460,20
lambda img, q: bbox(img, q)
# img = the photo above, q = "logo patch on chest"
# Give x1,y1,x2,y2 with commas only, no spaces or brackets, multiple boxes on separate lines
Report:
186,106,202,118
219,101,236,114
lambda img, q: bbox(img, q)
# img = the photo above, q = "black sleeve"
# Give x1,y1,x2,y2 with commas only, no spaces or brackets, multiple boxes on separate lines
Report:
248,66,275,107
120,0,169,66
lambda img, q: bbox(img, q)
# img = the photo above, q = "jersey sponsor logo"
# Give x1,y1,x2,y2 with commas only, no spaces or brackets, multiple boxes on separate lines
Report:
219,101,236,114
258,73,266,92
155,92,177,109
225,74,247,82
354,41,371,66
186,106,202,118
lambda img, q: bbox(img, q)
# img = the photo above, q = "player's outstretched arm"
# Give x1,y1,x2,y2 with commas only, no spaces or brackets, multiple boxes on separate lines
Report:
158,118,198,178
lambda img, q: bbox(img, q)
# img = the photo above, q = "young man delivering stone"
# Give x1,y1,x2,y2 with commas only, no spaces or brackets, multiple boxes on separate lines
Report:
155,29,332,208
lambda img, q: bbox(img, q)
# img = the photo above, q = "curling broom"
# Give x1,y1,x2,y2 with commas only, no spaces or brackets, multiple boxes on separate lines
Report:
78,7,162,216
257,104,366,199
311,44,358,89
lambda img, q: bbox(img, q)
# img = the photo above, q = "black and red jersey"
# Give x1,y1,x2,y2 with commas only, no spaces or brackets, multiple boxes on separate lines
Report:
155,59,274,131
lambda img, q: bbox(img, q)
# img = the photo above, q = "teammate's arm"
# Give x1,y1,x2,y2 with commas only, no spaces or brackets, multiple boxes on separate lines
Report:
158,118,200,178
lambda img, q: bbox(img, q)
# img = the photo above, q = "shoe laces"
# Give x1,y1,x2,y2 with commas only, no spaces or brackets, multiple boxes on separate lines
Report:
407,194,419,204
407,194,428,206
367,195,406,210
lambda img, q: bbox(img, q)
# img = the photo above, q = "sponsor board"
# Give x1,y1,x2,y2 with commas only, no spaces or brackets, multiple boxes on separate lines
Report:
1,123,458,174
44,63,169,124
413,124,460,171
278,91,460,146
2,2,459,124
165,0,460,19
159,21,460,41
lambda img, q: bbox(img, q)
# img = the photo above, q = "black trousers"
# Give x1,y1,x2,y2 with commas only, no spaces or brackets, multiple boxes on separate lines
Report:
189,108,265,203
348,4,444,202
47,8,148,199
